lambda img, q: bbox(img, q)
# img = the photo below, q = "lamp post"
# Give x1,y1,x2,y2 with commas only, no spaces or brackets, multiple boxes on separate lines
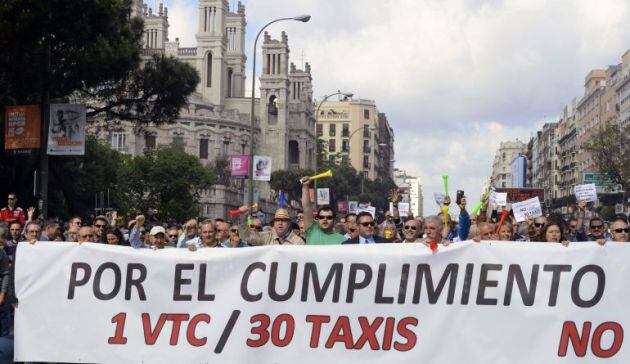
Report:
248,15,311,211
313,90,353,208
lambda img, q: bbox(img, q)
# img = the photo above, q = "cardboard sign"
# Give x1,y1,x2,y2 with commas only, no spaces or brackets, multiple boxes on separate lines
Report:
389,202,410,217
512,197,543,222
316,188,330,206
356,206,376,219
574,184,598,203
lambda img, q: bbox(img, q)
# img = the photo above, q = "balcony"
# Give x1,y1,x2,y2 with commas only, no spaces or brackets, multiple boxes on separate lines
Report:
178,47,197,56
363,145,371,154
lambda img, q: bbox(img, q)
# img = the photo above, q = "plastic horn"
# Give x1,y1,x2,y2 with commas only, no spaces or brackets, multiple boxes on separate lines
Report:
310,169,333,180
495,210,510,235
442,174,449,196
229,209,243,219
471,188,495,216
441,205,449,226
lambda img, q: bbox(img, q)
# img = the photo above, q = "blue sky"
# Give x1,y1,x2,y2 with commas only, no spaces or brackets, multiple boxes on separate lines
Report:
158,0,630,215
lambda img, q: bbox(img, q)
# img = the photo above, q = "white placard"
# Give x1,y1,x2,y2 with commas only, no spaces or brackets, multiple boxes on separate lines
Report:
490,192,508,206
433,192,445,206
15,242,630,363
389,202,410,217
356,206,376,219
348,201,358,214
574,183,598,202
512,196,543,222
316,188,330,206
253,155,272,181
47,104,86,155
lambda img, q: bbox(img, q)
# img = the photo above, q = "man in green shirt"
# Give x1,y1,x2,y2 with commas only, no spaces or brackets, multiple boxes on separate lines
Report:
300,176,346,245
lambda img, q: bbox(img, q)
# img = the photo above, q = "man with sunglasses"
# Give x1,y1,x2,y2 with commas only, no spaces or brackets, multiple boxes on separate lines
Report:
300,176,345,245
0,193,25,225
575,200,606,242
401,219,422,243
609,217,629,243
93,215,109,244
342,212,390,244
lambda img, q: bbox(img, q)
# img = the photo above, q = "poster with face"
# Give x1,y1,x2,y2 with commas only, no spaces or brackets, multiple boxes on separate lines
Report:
48,104,86,155
253,155,272,181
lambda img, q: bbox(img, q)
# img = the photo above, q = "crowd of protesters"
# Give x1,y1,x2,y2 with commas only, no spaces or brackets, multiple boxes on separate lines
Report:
0,177,627,339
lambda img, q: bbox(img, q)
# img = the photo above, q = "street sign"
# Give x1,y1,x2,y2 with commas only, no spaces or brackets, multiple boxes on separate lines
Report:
582,172,620,193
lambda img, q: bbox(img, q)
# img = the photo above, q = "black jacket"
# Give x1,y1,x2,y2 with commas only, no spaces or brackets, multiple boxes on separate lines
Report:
342,236,391,244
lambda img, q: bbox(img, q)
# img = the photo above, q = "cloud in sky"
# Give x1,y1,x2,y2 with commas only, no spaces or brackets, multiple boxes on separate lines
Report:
161,0,630,214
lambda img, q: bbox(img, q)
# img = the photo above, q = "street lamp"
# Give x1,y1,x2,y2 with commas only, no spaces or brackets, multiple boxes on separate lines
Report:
313,91,353,208
248,15,311,211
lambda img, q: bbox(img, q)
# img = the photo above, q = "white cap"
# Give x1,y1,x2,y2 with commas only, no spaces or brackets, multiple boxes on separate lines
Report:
149,226,166,236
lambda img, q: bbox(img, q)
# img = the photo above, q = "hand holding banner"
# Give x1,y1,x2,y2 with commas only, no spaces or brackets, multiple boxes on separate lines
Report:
574,183,598,203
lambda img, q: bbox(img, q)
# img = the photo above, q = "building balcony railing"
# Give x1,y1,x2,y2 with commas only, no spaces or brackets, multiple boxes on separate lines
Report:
178,47,198,56
141,48,164,56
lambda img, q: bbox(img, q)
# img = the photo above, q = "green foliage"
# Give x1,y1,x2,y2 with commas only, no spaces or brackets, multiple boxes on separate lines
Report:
212,155,231,186
270,168,314,203
584,123,630,193
0,0,199,123
117,146,215,222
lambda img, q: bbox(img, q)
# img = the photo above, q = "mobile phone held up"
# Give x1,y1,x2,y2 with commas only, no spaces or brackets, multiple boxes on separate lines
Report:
456,190,464,205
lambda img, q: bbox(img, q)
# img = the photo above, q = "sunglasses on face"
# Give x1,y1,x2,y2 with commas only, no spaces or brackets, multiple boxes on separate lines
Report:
317,216,333,221
570,225,577,229
360,222,375,227
94,224,107,228
404,225,417,230
348,228,357,233
168,234,178,238
614,228,629,233
230,229,239,233
590,225,603,229
250,225,263,230
534,223,544,228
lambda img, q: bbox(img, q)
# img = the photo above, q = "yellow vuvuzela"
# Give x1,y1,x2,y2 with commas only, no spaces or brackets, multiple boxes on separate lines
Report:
309,169,333,180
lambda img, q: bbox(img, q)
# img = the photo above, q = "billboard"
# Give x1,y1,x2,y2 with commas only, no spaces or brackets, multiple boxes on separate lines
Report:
510,155,527,188
4,105,41,155
582,172,620,193
494,188,545,203
47,104,86,155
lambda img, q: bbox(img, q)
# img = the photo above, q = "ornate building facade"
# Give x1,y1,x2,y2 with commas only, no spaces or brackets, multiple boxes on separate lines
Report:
90,1,316,219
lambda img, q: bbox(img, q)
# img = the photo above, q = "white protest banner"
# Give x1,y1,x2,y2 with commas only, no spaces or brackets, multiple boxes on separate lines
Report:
47,104,86,155
433,192,445,206
15,242,630,363
356,206,376,218
490,192,507,206
574,183,598,203
512,196,543,222
317,188,330,205
390,202,410,217
253,155,272,181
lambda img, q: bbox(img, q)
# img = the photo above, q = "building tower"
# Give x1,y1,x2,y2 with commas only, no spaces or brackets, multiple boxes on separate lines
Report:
259,31,291,169
196,0,229,107
224,2,247,98
141,2,169,50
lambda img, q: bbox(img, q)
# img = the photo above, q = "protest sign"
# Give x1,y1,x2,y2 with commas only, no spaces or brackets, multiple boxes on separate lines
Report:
317,188,330,205
47,104,86,155
253,156,272,181
512,197,543,222
433,192,445,206
348,201,358,214
389,202,410,217
574,184,598,203
356,206,376,219
15,242,630,363
494,188,545,203
490,192,507,206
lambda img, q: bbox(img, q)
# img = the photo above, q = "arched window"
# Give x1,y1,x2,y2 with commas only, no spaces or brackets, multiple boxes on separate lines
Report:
227,67,233,97
268,95,278,116
206,53,212,88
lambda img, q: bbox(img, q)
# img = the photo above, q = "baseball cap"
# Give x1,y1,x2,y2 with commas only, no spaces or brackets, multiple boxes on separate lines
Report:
150,226,166,236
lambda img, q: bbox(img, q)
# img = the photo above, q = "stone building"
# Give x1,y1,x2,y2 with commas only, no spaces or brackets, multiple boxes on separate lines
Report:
490,140,527,188
90,1,316,219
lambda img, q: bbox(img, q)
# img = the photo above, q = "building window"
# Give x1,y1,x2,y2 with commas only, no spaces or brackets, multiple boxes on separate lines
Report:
363,156,369,169
199,139,209,159
342,123,349,137
172,136,185,151
363,139,370,154
206,53,212,87
364,109,370,119
328,139,336,153
226,67,233,97
288,140,299,165
342,139,350,152
145,135,156,149
110,132,127,152
329,155,336,165
329,123,336,137
363,124,370,138
316,124,323,137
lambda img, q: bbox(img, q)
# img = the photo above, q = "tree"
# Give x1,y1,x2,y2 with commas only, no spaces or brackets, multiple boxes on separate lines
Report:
0,0,198,121
211,155,231,186
270,168,314,204
117,146,215,222
584,123,630,196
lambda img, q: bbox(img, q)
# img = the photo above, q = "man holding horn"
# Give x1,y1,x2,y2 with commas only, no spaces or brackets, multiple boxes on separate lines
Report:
300,175,345,245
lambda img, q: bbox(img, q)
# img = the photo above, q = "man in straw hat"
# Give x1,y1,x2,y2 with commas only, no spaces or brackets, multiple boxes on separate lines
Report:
238,208,304,245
